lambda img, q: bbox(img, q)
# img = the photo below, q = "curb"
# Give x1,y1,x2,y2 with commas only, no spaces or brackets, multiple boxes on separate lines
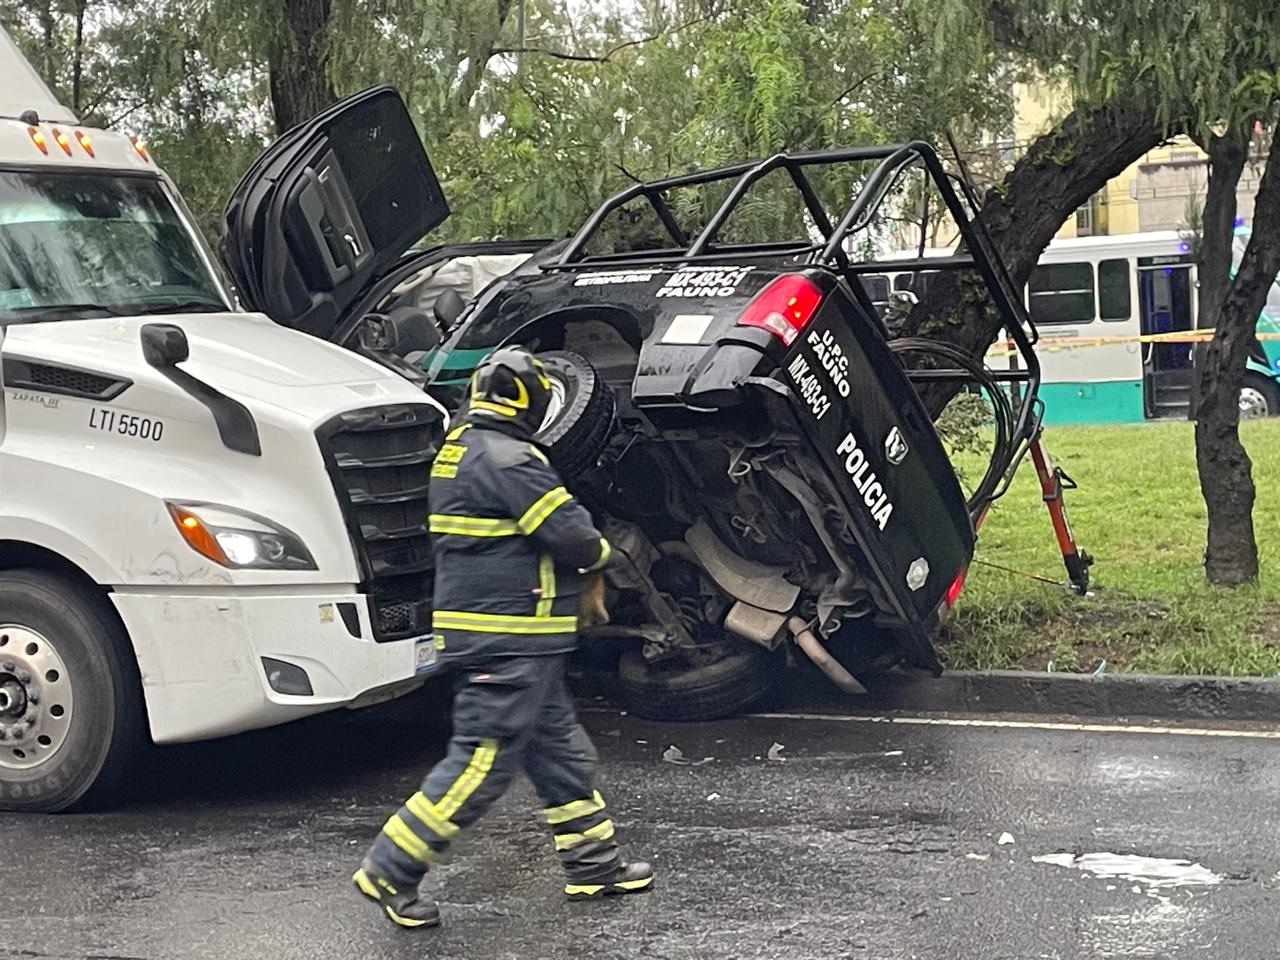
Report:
767,669,1280,723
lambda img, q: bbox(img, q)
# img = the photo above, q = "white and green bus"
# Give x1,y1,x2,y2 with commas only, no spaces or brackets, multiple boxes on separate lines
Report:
865,230,1280,424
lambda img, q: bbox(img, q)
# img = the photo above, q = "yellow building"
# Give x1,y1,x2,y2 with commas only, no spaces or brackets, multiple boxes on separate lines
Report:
1011,82,1260,239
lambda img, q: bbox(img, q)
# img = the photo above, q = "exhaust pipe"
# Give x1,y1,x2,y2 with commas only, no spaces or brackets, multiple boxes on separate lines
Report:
788,616,867,696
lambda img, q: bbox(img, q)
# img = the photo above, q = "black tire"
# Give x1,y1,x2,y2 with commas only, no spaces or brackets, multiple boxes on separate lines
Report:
618,643,780,721
535,350,615,479
0,570,145,812
1240,373,1280,419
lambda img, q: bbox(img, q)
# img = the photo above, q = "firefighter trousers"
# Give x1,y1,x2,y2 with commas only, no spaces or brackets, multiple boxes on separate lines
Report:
365,653,621,888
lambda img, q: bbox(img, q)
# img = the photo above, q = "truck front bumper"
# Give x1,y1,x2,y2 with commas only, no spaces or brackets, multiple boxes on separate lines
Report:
111,588,439,744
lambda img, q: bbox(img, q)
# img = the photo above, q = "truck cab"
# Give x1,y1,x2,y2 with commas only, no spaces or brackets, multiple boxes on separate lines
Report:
0,28,446,811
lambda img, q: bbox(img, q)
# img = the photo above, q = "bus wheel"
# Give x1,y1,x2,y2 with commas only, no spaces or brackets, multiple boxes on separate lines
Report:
1239,374,1280,419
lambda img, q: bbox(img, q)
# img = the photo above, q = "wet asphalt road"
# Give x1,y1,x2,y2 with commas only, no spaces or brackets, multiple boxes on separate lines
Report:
4,683,1280,960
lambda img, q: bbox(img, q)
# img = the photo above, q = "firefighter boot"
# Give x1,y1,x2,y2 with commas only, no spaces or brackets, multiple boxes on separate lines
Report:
564,861,654,901
353,860,441,929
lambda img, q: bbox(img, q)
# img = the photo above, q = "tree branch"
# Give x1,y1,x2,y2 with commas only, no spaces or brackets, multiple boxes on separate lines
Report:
493,13,714,65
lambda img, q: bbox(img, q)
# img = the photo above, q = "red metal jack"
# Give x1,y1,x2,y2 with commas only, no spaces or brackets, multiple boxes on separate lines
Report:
1027,431,1092,594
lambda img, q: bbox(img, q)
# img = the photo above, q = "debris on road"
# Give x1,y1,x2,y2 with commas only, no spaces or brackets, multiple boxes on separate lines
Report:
767,742,787,761
1031,852,1223,889
998,832,1016,846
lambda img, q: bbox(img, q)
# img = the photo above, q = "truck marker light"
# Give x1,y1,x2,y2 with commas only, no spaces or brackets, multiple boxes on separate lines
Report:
51,129,72,156
737,274,823,346
74,130,94,157
27,127,47,155
168,504,229,566
129,135,150,162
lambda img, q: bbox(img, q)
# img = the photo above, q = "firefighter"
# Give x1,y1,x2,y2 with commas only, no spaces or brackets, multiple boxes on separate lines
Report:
353,345,652,929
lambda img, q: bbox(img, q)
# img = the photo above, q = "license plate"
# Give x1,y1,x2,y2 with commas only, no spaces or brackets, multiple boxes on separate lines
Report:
414,637,439,673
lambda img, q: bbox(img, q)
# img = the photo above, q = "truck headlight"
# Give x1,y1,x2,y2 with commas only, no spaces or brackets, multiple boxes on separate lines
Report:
166,502,316,570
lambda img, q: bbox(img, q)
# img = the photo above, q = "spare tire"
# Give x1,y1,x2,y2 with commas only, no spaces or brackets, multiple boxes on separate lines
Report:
618,643,780,721
535,350,615,479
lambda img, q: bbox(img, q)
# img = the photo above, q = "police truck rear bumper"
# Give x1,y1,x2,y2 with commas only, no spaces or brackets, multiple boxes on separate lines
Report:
111,589,439,744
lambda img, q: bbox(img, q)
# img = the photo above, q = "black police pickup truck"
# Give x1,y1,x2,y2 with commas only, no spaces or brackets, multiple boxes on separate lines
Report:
222,86,1045,720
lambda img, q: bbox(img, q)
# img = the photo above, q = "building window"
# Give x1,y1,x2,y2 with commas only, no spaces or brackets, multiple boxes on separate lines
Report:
1098,259,1131,320
1028,262,1096,324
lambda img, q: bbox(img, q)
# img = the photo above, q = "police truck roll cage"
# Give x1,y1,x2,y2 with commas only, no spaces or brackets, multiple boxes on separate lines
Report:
541,142,1046,518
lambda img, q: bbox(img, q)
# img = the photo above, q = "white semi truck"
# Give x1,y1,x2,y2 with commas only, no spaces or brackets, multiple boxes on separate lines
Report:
0,28,447,811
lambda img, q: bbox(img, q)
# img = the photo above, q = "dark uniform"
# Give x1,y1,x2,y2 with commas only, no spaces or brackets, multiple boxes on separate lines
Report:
354,347,651,929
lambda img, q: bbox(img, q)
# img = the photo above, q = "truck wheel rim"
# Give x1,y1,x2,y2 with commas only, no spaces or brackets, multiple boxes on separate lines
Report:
540,376,568,430
0,626,75,771
1239,386,1270,419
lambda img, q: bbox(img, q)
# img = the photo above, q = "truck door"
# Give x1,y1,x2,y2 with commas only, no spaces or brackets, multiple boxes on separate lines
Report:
221,85,449,340
1137,255,1195,418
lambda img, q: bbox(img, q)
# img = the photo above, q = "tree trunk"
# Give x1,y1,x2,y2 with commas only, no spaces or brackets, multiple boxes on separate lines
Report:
900,90,1177,413
71,0,87,114
1187,133,1245,418
1191,134,1280,585
268,0,337,135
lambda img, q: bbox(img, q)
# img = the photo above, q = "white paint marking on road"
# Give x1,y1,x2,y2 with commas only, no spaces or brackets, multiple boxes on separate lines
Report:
1032,852,1223,889
746,711,1280,740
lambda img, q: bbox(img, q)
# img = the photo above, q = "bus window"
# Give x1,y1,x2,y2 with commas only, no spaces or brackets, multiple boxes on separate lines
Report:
1028,261,1095,324
863,274,889,317
1098,258,1131,320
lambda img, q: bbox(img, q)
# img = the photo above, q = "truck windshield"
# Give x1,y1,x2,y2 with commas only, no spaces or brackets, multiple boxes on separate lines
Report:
0,170,228,322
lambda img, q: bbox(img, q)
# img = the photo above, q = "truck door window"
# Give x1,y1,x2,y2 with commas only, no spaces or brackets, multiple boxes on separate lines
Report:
0,170,227,321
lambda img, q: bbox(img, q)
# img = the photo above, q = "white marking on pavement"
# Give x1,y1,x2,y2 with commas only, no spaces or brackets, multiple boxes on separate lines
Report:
746,712,1280,740
1032,852,1223,888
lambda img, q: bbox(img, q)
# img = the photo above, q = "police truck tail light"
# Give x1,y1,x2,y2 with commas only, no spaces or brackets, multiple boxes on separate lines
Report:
737,274,823,346
944,566,968,608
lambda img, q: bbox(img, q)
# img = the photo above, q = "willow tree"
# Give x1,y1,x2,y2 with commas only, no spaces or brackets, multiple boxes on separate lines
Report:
904,0,1280,585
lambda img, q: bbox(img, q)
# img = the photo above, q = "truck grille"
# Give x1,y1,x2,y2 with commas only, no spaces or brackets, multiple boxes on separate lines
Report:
317,403,441,641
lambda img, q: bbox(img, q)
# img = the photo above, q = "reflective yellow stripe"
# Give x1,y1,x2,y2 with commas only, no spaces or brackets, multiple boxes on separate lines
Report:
518,486,572,534
433,611,579,634
406,791,460,840
436,738,498,820
528,444,551,466
564,882,606,896
554,819,615,850
544,790,606,825
428,514,521,536
536,552,556,617
382,814,435,865
583,538,612,573
470,399,518,416
445,423,472,441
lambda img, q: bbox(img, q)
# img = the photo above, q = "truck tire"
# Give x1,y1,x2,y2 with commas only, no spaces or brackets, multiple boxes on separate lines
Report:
0,570,145,812
618,643,779,721
1240,373,1280,419
535,350,615,479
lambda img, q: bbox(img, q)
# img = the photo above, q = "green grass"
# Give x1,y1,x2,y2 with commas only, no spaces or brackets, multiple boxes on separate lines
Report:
941,420,1280,676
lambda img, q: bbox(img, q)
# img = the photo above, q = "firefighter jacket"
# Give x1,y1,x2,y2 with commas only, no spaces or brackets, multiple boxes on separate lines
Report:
428,419,612,661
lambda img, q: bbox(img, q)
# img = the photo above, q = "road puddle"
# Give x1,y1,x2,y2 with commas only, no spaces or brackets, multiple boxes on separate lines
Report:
1032,852,1223,889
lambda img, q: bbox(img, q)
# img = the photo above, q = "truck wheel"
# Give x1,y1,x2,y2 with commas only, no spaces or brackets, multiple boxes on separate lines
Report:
535,350,616,479
0,570,145,812
1239,374,1280,419
618,643,779,721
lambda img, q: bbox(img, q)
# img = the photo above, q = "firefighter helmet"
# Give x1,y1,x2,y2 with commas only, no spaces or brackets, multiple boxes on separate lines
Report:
466,345,553,437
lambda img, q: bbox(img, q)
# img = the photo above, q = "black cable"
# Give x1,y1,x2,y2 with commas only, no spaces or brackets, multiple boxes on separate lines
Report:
888,337,1015,511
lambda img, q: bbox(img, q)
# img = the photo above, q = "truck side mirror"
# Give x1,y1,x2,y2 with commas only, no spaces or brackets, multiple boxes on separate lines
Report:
140,323,190,368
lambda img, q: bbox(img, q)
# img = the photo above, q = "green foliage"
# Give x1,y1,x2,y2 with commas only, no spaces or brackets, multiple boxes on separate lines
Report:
945,420,1280,674
3,0,1013,245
